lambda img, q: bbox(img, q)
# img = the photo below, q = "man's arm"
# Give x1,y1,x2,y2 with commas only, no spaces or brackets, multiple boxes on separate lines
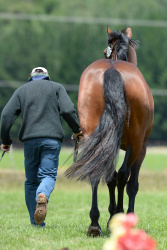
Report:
1,90,21,147
57,85,81,133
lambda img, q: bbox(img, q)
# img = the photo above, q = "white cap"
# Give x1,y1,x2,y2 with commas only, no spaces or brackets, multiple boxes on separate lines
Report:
31,67,48,76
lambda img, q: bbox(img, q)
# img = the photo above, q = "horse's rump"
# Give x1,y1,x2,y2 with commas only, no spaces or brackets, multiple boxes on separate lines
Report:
113,61,154,154
65,67,128,185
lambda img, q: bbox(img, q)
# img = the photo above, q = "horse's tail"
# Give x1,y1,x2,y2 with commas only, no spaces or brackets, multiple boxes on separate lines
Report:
65,67,128,185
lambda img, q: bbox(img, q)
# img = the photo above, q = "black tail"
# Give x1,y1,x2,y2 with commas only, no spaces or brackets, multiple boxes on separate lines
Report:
65,67,128,185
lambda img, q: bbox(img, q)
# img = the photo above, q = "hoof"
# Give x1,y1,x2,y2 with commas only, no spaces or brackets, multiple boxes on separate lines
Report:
87,226,102,237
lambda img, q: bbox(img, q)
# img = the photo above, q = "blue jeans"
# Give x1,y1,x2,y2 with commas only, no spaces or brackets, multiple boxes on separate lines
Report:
24,138,61,225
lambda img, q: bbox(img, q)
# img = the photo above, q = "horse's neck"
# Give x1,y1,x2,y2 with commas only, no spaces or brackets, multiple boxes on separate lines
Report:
128,45,137,66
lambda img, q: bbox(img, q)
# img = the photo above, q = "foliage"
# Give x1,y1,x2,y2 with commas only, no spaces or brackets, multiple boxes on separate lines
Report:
0,0,167,141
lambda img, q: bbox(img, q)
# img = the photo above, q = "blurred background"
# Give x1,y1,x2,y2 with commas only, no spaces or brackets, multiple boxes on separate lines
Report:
0,0,167,147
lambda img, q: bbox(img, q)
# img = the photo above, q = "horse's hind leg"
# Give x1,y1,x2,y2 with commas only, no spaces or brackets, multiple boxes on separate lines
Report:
106,171,117,227
116,146,131,213
87,182,102,237
126,144,146,213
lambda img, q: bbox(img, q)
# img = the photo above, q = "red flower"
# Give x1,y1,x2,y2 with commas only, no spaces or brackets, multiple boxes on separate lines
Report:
117,229,157,250
122,213,138,230
103,213,157,250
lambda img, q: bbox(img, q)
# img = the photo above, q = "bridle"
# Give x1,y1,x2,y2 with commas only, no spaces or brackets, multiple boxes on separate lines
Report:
106,39,118,59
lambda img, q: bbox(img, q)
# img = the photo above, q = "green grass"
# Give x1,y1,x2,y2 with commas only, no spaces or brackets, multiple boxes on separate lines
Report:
142,153,167,171
117,148,167,172
0,185,167,249
0,146,167,249
1,146,167,172
0,147,74,170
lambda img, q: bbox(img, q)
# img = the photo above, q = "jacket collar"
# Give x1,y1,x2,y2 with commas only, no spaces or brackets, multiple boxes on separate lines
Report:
28,75,50,82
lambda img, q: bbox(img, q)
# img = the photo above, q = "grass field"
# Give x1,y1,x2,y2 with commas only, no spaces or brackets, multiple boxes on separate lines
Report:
0,146,167,249
1,146,167,172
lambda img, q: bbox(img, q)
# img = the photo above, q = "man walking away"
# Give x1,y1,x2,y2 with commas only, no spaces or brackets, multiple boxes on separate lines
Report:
0,67,82,227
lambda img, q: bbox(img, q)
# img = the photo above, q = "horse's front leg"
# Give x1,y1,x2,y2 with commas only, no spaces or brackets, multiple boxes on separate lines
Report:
106,171,117,228
87,182,102,237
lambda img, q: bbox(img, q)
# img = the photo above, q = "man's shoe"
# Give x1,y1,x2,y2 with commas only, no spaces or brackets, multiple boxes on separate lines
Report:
34,193,47,225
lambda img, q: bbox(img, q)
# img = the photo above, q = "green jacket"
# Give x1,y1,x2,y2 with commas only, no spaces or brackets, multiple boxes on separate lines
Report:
1,80,81,144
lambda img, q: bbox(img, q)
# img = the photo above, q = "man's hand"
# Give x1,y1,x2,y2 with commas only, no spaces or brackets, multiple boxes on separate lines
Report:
72,131,83,140
1,144,11,152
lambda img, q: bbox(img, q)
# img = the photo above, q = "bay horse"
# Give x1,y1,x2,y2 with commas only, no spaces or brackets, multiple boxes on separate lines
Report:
65,27,154,237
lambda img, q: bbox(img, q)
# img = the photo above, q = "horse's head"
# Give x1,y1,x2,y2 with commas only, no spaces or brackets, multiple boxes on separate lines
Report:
103,26,139,66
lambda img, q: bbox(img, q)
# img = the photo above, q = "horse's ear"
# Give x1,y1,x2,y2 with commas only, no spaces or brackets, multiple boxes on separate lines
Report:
124,26,132,39
107,26,112,35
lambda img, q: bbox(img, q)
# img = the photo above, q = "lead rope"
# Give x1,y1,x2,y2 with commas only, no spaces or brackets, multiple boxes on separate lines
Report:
0,151,5,162
61,136,80,167
73,138,79,162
